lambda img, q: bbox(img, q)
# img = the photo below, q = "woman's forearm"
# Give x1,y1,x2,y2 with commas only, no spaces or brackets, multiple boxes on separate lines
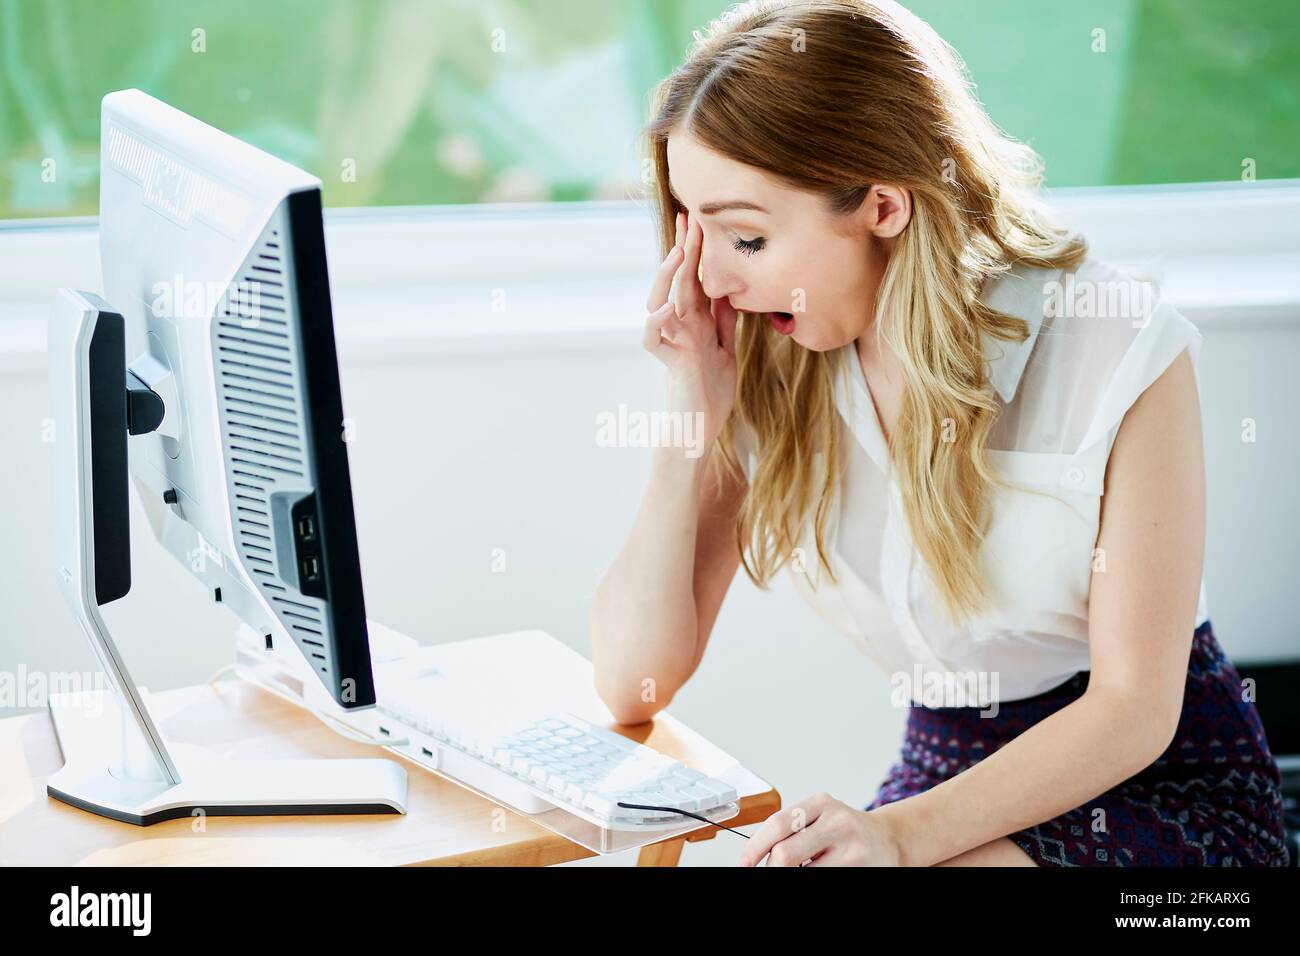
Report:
589,446,711,722
874,688,1174,866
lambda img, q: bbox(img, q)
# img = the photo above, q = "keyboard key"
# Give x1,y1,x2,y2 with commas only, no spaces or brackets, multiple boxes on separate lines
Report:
660,786,700,812
377,703,739,827
584,792,618,817
693,779,738,804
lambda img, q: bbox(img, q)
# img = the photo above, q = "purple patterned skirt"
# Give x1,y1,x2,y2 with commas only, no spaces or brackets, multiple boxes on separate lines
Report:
865,620,1291,866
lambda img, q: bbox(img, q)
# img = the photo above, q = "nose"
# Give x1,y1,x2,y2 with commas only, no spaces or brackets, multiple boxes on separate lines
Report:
698,230,745,302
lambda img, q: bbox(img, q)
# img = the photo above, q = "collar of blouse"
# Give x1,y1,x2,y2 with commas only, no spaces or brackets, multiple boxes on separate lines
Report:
835,263,1063,471
978,263,1061,406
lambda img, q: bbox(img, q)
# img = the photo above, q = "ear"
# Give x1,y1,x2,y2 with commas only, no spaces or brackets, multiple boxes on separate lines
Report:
864,184,911,239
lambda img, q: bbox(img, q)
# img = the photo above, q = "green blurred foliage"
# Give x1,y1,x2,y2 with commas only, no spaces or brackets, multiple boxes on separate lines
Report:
0,0,1295,219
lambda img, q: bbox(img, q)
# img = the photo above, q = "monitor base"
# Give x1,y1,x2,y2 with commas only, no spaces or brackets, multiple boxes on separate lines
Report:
46,689,407,826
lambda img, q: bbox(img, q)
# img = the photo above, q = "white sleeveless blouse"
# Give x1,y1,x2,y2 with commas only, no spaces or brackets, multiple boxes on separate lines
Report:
733,256,1210,705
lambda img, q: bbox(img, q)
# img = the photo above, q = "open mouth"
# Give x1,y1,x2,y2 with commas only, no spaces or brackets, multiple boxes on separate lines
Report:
770,311,795,335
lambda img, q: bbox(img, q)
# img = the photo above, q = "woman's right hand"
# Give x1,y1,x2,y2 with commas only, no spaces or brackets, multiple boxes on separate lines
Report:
642,210,740,458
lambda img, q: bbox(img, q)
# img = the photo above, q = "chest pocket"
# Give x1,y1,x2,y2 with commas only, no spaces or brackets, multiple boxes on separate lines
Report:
971,443,1109,639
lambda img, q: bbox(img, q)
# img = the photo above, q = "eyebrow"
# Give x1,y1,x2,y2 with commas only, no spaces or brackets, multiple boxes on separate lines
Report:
669,182,769,216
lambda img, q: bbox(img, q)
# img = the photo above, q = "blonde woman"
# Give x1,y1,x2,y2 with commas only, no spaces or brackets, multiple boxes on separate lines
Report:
588,0,1289,867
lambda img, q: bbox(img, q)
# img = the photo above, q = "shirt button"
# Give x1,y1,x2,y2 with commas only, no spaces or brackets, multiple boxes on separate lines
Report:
1063,466,1086,487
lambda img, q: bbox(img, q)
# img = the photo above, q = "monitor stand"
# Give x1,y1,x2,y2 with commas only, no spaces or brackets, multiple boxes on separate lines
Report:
43,579,407,825
46,685,407,826
44,289,407,826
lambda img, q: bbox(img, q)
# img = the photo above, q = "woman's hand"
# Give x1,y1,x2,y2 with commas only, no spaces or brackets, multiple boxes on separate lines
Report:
642,210,739,457
739,793,904,867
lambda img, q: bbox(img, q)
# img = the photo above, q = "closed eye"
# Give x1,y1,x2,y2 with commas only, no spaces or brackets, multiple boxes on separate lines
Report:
733,236,765,256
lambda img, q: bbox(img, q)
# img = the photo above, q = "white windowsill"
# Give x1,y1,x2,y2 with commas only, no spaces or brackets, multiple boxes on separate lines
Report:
1,181,1298,375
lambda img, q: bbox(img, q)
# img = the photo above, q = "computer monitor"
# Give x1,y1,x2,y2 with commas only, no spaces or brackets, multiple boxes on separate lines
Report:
101,88,375,710
43,89,405,823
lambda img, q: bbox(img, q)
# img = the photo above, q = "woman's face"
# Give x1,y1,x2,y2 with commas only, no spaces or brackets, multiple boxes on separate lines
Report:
665,129,910,352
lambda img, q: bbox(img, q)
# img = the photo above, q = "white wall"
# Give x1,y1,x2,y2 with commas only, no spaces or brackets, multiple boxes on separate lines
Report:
2,190,1298,866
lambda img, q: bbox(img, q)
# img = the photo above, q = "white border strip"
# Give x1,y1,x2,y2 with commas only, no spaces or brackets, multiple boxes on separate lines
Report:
1,182,1297,374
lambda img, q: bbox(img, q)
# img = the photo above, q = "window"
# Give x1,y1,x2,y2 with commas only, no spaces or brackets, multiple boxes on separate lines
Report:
909,0,1300,187
1,0,1296,221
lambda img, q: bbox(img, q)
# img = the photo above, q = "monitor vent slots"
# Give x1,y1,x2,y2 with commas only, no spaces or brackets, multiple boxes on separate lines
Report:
213,218,330,678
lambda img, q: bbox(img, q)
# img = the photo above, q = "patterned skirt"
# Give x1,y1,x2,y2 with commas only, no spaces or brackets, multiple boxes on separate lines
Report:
865,619,1291,866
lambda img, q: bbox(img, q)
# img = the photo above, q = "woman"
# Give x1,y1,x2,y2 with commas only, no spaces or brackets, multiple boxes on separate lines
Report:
588,0,1290,866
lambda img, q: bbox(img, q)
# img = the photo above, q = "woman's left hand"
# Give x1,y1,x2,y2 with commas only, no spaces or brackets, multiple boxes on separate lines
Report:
739,793,903,866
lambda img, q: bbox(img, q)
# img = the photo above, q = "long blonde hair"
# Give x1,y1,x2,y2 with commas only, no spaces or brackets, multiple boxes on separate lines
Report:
642,0,1087,629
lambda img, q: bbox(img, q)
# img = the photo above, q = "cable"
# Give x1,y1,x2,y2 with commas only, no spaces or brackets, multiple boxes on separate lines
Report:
615,801,750,839
207,665,410,747
206,664,236,689
209,668,767,852
617,802,812,864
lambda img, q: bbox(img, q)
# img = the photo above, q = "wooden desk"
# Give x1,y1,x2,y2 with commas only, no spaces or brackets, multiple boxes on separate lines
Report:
0,666,780,866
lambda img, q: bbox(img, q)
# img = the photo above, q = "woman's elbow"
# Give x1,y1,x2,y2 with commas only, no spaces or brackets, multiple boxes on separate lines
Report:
593,671,674,726
1095,687,1182,771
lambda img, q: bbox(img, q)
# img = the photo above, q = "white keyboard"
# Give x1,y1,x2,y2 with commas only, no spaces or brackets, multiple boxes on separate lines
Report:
375,689,739,829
